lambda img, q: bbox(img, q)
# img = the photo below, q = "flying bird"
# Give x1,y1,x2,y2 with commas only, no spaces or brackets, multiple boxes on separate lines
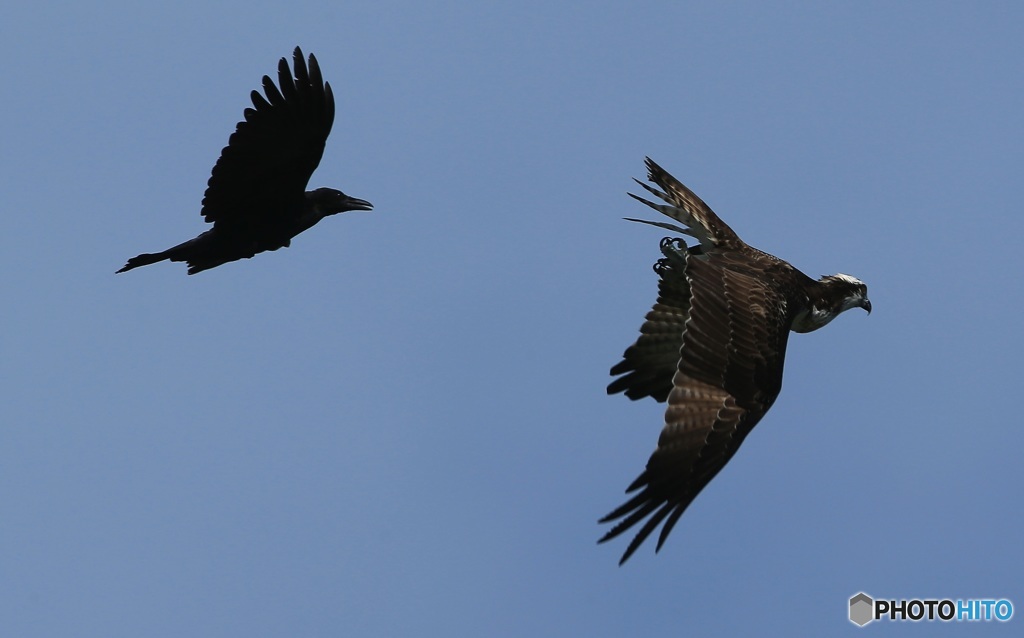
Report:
117,47,371,275
600,158,870,564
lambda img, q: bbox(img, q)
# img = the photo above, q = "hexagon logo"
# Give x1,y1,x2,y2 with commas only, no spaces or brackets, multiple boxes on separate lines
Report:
849,592,874,626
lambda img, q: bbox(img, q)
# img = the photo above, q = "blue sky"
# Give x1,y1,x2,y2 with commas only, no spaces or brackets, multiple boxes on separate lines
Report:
2,1,1022,635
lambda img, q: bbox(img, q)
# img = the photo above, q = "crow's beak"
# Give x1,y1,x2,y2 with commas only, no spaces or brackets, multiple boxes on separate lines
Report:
345,197,373,212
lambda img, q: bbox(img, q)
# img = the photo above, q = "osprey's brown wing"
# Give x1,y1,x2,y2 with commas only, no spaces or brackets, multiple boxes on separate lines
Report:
627,157,743,253
600,251,795,564
607,236,692,402
609,157,746,403
200,47,334,238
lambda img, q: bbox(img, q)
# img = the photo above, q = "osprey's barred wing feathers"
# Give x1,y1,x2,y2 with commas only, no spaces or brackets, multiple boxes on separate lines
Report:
600,253,793,564
607,237,692,403
626,157,743,252
608,156,745,403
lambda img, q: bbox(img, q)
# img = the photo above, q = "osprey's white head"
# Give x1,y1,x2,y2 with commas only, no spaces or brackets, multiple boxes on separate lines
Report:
792,273,871,333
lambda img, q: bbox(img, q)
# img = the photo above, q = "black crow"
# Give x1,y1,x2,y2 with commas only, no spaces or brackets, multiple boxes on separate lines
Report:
118,47,371,275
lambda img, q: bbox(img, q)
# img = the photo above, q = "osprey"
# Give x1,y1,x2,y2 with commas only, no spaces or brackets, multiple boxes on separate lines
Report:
600,158,870,564
117,47,372,275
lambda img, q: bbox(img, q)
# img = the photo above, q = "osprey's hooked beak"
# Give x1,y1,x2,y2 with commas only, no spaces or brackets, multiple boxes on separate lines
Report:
861,298,872,315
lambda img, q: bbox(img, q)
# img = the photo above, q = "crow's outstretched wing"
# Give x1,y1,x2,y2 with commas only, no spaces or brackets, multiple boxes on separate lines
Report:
201,47,334,239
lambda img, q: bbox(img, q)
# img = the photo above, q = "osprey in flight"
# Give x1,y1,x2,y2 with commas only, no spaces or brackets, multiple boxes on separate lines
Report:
600,158,870,564
117,47,372,275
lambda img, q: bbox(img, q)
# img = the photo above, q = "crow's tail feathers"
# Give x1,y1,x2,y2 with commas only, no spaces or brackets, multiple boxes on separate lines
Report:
116,251,171,273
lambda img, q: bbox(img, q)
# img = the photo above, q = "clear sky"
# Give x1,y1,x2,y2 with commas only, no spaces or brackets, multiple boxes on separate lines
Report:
2,1,1022,635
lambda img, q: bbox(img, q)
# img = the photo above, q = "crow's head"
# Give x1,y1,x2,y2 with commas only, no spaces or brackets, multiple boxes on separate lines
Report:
307,187,373,216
